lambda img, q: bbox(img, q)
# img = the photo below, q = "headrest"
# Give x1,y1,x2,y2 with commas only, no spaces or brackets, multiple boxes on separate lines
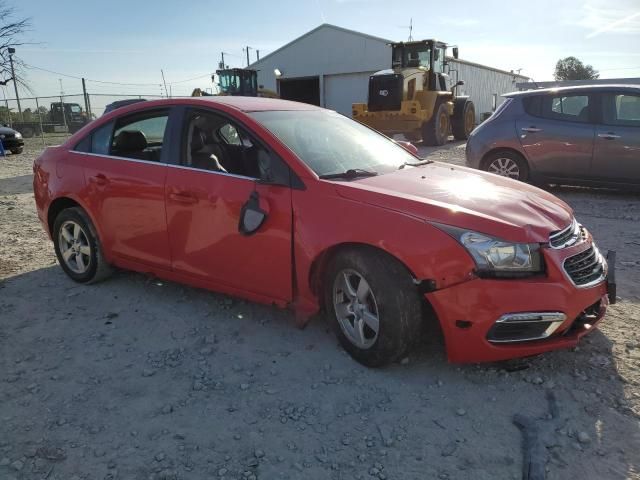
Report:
113,130,147,152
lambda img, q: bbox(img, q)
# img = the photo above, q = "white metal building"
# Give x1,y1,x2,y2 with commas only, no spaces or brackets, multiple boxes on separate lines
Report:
250,24,528,123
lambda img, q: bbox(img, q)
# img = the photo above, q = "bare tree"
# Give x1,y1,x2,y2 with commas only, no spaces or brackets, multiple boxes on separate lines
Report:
0,1,30,89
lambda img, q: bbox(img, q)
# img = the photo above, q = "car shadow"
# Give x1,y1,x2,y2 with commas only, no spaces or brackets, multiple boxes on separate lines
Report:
0,174,33,195
1,265,638,479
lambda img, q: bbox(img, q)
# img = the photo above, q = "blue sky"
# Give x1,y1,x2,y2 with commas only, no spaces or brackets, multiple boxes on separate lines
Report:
3,0,640,99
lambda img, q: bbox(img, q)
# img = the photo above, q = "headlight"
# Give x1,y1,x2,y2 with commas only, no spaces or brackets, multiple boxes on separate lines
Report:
14,132,22,138
436,225,543,277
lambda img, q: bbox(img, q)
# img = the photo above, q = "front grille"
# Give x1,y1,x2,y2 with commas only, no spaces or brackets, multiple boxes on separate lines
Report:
563,244,606,287
549,218,581,249
367,73,403,112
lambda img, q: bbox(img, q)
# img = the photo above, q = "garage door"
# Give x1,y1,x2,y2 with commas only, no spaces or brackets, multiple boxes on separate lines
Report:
324,72,374,117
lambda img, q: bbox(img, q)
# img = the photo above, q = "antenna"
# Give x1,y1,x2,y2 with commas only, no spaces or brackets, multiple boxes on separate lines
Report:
399,18,413,41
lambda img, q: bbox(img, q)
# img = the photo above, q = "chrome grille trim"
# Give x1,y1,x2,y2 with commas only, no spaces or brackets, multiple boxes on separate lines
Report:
549,218,581,249
563,244,607,288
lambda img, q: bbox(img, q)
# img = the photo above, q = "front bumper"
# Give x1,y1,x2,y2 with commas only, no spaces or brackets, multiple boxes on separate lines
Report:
426,245,615,363
0,138,24,150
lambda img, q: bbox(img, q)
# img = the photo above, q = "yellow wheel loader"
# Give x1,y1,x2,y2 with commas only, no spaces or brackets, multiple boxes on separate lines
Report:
191,69,279,98
353,40,475,146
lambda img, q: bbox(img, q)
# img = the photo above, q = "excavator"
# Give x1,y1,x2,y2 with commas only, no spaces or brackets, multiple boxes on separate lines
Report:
192,69,278,98
353,39,475,146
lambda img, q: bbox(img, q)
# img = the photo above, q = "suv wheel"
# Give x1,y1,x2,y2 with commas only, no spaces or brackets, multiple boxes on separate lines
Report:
483,150,529,182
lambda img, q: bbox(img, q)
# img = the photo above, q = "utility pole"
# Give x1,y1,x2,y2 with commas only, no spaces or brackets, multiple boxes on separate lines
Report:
8,48,22,121
161,69,169,98
220,52,229,70
81,78,91,118
245,46,252,67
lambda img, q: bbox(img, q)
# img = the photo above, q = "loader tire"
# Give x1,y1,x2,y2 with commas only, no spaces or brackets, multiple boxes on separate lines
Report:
421,103,449,146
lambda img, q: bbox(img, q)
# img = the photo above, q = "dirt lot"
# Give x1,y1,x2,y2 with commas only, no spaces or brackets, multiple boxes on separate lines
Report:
1,138,639,480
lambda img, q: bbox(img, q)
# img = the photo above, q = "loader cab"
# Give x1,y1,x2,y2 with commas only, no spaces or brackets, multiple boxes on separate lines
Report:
215,68,258,96
391,40,448,91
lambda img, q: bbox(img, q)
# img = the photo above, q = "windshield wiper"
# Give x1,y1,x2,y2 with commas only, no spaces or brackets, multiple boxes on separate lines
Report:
398,159,434,169
319,169,378,180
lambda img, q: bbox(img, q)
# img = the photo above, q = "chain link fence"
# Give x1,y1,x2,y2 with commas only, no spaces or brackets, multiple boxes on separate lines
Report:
1,92,189,144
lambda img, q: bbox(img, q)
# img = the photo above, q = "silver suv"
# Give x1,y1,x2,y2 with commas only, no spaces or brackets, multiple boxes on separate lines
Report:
465,85,640,188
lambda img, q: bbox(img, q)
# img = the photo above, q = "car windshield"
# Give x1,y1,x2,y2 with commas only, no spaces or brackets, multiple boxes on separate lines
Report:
249,110,417,177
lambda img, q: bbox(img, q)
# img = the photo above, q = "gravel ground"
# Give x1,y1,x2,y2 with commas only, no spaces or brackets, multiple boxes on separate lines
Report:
1,138,639,480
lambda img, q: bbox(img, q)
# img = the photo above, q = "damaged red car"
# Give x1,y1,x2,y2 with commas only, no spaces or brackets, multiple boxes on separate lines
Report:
33,97,616,366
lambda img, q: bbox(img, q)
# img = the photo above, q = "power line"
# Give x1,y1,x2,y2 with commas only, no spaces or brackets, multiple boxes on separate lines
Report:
22,63,161,86
168,73,214,85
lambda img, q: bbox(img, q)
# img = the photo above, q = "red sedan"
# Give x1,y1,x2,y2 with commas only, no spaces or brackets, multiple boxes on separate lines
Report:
33,97,615,366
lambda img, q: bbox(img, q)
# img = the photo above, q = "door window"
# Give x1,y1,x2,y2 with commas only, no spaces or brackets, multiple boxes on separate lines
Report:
603,93,640,127
524,94,591,123
183,109,290,184
110,110,169,161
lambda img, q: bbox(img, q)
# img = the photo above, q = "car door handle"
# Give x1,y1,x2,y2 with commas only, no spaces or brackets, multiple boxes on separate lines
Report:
169,191,198,204
89,173,109,186
598,133,620,140
521,127,542,133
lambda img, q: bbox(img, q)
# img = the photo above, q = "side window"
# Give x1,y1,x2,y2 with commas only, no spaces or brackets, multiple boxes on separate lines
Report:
91,122,113,155
72,121,112,154
603,93,640,127
111,110,168,161
183,109,289,184
544,94,590,123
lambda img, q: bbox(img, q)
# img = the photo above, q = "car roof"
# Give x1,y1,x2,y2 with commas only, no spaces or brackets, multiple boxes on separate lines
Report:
116,96,322,113
504,84,640,98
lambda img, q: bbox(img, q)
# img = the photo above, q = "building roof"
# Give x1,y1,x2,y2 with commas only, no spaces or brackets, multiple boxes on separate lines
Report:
446,57,529,80
249,24,392,68
249,24,530,81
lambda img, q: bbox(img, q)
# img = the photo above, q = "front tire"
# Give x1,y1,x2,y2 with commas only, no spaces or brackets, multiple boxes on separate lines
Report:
53,207,112,284
482,150,529,182
324,248,422,367
11,147,23,155
452,100,475,140
421,103,449,146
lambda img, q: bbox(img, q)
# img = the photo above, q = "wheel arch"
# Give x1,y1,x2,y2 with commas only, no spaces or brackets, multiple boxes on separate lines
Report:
46,196,105,251
308,242,436,308
480,147,528,170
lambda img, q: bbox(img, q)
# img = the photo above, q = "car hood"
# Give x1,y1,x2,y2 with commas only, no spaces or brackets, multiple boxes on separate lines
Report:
0,126,16,135
333,162,573,243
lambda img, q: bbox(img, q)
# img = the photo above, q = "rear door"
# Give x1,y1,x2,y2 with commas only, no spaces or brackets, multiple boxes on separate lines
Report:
80,108,173,268
164,107,293,302
592,91,640,185
517,92,595,179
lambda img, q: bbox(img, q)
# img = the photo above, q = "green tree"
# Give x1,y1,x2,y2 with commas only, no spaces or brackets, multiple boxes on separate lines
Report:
554,57,599,81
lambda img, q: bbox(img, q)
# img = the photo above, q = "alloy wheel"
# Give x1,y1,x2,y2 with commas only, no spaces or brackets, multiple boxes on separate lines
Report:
58,220,92,274
487,157,521,179
332,269,380,349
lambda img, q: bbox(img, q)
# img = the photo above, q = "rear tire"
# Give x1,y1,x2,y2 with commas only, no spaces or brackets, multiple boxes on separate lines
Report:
482,150,529,182
452,100,475,140
53,207,112,284
421,103,449,146
324,248,422,367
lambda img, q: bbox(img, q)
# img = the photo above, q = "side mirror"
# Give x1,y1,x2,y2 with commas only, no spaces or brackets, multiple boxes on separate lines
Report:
396,140,419,155
238,191,267,236
453,47,459,59
455,80,465,87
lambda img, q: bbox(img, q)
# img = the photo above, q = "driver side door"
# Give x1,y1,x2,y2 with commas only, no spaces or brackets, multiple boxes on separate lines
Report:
164,107,294,303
